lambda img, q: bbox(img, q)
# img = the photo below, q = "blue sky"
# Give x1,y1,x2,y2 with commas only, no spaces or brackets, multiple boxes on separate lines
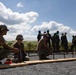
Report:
0,0,76,41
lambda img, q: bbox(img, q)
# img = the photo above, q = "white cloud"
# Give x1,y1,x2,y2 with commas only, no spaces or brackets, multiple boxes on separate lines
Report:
0,2,38,25
4,20,76,41
0,2,38,41
0,2,76,42
17,2,23,7
31,21,76,41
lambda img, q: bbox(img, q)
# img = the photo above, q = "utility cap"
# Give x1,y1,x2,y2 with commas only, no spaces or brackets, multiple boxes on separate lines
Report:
0,25,9,31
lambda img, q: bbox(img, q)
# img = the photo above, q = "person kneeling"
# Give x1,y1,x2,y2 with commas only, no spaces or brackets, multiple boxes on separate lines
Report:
13,34,29,63
37,34,51,60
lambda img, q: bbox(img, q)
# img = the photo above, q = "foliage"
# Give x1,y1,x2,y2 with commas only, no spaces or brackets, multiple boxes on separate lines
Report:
23,41,37,51
5,41,72,52
6,41,15,47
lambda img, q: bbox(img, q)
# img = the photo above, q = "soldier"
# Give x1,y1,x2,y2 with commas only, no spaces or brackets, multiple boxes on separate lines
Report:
70,35,76,51
37,30,42,41
61,33,64,48
51,33,56,53
63,33,68,53
46,30,51,47
13,34,29,63
37,34,51,60
55,31,60,52
0,25,19,64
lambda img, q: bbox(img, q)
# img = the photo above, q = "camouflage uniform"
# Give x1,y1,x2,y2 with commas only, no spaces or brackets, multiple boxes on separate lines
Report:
13,34,27,62
70,36,76,51
0,25,19,62
0,34,10,60
37,38,51,60
37,31,42,41
0,48,10,60
13,42,26,62
46,30,51,47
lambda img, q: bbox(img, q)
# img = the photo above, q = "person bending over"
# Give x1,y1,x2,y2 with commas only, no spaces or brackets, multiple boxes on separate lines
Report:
0,25,19,64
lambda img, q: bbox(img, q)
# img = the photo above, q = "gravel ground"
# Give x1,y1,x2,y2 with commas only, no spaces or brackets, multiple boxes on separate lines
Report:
0,61,76,75
0,53,76,75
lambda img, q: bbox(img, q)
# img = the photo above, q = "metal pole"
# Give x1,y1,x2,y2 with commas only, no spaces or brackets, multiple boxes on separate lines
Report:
72,49,74,58
52,53,55,59
63,50,65,58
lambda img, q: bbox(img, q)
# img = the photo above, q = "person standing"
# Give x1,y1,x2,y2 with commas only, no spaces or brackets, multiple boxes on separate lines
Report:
61,33,64,48
70,35,76,51
37,30,42,41
51,33,56,53
46,30,51,47
63,33,68,53
55,31,60,52
61,33,68,53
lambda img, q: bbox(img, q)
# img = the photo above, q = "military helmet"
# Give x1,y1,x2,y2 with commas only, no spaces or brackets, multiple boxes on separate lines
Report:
0,25,9,31
16,34,24,40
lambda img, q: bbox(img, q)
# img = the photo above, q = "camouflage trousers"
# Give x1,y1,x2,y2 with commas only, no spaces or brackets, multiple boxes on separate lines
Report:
0,48,11,60
37,47,52,56
37,48,52,60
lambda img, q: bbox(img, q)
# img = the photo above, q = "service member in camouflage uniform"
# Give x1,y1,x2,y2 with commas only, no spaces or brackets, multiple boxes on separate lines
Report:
0,25,19,64
70,35,76,51
46,30,51,47
37,34,51,60
37,30,42,42
13,34,28,62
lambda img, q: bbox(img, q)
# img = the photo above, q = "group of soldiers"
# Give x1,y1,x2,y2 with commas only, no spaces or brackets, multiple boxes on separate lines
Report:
0,24,76,63
37,30,76,54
